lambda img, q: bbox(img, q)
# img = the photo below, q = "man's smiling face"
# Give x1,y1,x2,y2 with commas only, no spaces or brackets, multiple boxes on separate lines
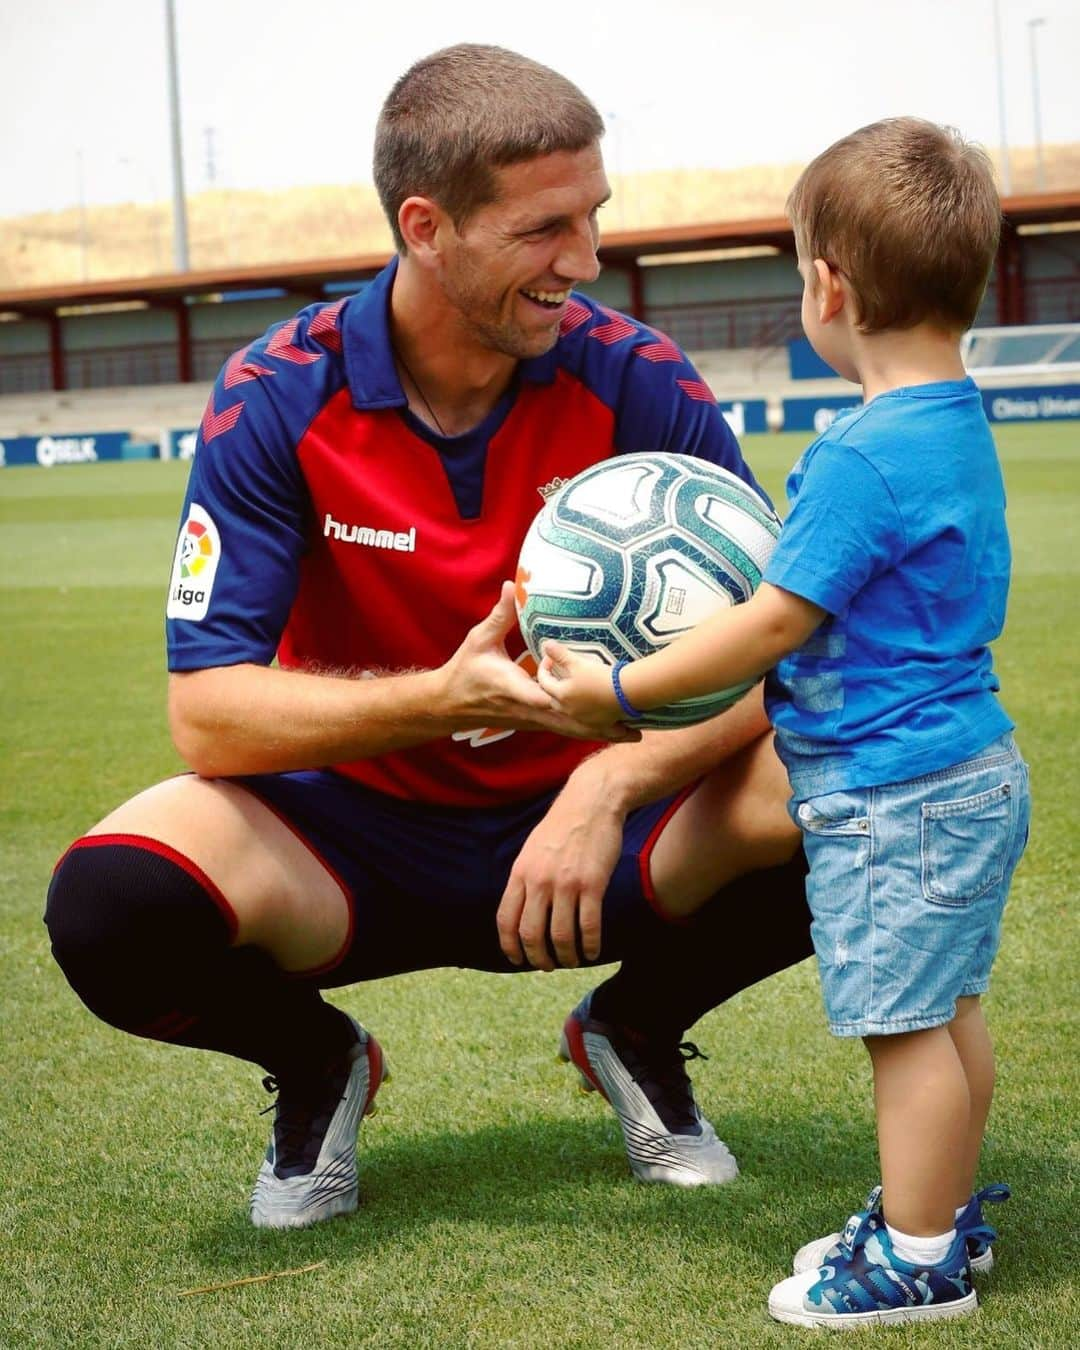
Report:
438,144,609,359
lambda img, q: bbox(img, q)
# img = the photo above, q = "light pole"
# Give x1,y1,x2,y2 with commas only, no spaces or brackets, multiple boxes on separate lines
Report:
1028,17,1047,192
164,0,190,272
992,0,1012,194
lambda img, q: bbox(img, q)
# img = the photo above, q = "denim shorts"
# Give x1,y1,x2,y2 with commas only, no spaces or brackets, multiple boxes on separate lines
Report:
793,734,1031,1037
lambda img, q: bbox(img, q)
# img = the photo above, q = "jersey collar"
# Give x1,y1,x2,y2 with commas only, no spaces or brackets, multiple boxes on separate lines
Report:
341,256,559,412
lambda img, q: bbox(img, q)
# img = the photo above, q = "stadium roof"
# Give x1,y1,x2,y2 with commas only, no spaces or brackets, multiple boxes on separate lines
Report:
4,190,1078,317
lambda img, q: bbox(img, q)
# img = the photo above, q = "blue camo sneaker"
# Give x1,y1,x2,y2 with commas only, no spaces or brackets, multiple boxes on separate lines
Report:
792,1182,1010,1276
249,1017,387,1229
558,992,738,1186
769,1208,977,1329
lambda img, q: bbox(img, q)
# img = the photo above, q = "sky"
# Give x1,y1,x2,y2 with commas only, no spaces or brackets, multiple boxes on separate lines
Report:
0,0,1077,218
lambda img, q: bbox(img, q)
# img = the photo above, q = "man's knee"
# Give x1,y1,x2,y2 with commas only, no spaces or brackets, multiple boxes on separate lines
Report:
45,835,235,1033
650,734,799,915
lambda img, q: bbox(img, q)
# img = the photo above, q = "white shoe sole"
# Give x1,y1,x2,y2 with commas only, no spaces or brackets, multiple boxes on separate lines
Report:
768,1290,978,1329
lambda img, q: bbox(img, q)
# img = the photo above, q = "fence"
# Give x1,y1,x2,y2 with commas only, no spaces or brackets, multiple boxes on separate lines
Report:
2,277,1077,395
645,296,802,352
0,338,241,395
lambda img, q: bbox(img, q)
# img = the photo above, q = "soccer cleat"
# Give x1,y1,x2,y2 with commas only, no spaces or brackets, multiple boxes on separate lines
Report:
249,1017,387,1229
558,992,738,1187
792,1182,1009,1276
769,1207,977,1329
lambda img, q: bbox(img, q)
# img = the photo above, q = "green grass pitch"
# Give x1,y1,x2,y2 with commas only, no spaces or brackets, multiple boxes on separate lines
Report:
1,424,1077,1347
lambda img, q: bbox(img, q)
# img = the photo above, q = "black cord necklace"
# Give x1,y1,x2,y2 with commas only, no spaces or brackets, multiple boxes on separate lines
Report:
395,348,448,437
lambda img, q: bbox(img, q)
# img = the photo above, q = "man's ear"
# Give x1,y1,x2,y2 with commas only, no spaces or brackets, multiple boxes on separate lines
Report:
397,195,448,263
812,258,846,324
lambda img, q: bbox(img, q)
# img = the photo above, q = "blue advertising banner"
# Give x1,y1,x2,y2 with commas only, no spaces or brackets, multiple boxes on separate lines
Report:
783,384,1080,433
718,399,768,436
780,396,861,434
982,384,1080,422
163,427,199,460
787,338,838,380
0,431,133,468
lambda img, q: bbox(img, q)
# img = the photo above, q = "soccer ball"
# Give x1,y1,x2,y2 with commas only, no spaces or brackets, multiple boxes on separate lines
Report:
515,453,781,728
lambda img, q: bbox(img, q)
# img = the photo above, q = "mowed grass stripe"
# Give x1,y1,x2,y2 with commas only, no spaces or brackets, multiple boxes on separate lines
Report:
1,423,1076,1347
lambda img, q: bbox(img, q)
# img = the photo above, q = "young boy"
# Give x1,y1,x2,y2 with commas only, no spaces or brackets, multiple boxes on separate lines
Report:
536,118,1031,1329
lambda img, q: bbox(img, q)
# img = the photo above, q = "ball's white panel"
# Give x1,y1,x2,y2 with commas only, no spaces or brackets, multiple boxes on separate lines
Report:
638,553,734,641
518,531,602,601
699,495,779,572
516,453,782,727
562,460,661,526
555,642,615,667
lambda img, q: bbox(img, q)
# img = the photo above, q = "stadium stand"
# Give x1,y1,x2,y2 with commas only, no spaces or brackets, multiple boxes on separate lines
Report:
1,194,1077,445
0,382,207,443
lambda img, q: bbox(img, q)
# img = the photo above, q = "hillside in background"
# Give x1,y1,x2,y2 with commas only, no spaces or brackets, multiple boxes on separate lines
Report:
1,144,1077,291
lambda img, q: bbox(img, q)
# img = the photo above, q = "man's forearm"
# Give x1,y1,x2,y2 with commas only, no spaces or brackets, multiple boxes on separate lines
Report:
167,582,627,778
169,663,460,777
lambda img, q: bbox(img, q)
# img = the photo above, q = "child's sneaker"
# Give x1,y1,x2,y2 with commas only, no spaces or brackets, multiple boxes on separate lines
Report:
956,1183,1011,1272
792,1182,1009,1275
769,1207,977,1329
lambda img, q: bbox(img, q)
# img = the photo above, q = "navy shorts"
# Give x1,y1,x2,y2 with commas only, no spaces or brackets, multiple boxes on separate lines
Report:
235,769,690,987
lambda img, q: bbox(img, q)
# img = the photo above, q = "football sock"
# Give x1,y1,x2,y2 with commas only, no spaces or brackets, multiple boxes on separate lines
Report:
885,1224,957,1267
591,850,812,1040
45,836,356,1082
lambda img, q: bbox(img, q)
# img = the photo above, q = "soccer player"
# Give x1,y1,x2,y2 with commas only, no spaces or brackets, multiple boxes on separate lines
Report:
45,44,812,1230
539,118,1030,1327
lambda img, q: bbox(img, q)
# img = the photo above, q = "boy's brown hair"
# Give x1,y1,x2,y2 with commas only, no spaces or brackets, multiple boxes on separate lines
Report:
786,117,1002,333
374,44,605,252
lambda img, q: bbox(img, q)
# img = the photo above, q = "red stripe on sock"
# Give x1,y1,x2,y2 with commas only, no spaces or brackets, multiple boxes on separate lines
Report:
63,833,240,940
365,1036,384,1109
564,1016,608,1099
134,1010,199,1040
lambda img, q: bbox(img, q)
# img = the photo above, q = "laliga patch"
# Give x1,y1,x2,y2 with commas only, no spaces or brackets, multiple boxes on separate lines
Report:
166,503,221,620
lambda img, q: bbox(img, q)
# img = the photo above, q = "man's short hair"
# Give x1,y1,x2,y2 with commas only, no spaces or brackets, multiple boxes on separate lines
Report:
786,117,1002,333
374,44,605,251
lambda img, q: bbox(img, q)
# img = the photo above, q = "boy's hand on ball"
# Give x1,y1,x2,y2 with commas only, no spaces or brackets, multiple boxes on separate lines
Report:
443,586,637,743
539,640,626,732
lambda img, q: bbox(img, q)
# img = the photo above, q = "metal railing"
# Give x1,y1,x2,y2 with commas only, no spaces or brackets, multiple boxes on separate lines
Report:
645,296,803,352
2,278,1076,396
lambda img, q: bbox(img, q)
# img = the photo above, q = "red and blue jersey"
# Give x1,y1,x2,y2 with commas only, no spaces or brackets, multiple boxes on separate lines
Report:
166,258,763,805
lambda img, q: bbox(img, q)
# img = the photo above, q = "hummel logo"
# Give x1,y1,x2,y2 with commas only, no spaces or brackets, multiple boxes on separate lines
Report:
538,476,569,501
323,513,416,553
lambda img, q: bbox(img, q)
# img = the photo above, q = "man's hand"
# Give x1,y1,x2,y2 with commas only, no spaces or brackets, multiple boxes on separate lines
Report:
495,683,780,970
441,584,639,743
496,759,627,970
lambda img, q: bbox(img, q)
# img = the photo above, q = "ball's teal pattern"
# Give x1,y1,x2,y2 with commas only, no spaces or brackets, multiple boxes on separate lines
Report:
516,453,782,728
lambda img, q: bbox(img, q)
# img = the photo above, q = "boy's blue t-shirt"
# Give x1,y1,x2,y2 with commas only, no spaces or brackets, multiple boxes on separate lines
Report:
763,376,1014,797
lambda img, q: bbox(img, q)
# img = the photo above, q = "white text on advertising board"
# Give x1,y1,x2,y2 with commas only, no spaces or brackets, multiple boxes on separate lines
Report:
35,436,99,467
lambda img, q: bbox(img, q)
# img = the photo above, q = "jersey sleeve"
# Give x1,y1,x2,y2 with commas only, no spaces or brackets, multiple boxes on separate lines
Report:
612,337,766,497
764,440,906,614
559,299,768,503
165,359,310,672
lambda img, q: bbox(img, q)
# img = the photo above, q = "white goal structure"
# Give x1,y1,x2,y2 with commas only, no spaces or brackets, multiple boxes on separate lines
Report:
962,323,1080,378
